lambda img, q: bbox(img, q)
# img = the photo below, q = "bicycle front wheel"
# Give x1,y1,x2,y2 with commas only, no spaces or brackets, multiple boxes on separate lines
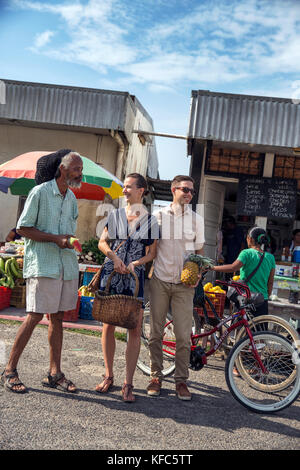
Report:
225,332,300,413
136,305,176,377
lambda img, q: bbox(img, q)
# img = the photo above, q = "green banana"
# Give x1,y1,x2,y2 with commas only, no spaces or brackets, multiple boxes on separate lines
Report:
10,258,23,279
0,257,5,271
0,276,10,287
6,275,15,288
5,258,12,276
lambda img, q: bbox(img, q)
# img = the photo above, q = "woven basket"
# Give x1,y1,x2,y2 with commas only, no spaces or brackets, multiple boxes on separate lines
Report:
91,270,143,329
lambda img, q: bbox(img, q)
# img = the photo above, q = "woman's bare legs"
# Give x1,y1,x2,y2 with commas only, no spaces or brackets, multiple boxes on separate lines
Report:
95,323,115,392
122,310,143,401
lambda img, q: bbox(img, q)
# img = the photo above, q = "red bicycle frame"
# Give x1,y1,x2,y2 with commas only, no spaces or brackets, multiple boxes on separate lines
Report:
162,280,268,374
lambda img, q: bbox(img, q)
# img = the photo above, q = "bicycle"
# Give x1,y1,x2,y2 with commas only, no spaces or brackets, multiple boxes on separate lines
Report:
137,280,300,413
138,274,299,374
192,272,299,353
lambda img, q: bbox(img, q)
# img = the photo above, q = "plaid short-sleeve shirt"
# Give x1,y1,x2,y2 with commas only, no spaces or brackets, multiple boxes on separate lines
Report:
17,179,79,280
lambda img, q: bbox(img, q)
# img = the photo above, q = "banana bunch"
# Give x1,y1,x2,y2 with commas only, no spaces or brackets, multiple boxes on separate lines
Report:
78,285,94,297
0,257,23,288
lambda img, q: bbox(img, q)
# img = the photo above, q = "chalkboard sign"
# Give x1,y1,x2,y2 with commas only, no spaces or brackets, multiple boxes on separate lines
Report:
237,176,297,219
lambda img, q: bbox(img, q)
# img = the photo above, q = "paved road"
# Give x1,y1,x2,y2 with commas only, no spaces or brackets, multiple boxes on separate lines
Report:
0,322,299,454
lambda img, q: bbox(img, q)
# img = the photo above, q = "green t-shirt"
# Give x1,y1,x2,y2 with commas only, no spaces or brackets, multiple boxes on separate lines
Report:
237,249,276,299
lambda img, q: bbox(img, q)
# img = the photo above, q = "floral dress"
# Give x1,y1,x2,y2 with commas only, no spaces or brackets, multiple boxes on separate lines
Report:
99,208,159,305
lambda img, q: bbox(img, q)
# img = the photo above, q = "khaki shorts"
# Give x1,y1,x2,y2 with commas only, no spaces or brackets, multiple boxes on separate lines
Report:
26,275,78,314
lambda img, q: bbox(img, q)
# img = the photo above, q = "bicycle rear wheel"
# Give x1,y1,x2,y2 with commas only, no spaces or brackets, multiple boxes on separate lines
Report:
136,304,176,377
236,314,299,345
222,313,299,359
225,332,300,413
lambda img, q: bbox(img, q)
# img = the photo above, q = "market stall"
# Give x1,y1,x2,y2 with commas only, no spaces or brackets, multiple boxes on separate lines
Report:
188,91,300,331
0,236,105,323
0,240,25,310
0,151,123,321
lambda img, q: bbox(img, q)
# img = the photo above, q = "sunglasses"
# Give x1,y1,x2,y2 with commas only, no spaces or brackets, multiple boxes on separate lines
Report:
175,186,195,196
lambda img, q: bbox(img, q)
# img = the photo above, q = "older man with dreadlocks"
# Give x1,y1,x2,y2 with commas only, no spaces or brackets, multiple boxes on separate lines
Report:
0,149,83,394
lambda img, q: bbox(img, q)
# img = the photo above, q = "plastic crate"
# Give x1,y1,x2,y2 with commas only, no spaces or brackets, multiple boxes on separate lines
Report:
195,291,226,318
10,284,26,309
0,286,12,310
82,271,95,286
46,296,81,322
63,296,81,322
79,295,95,320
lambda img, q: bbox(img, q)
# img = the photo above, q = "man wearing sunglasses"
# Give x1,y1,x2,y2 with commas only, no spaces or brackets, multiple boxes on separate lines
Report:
147,175,205,400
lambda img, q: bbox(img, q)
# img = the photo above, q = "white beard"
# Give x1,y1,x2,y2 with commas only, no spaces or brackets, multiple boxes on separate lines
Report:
67,179,82,188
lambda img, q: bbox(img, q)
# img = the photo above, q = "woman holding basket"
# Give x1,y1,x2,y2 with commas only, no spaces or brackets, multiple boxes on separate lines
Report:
94,173,159,402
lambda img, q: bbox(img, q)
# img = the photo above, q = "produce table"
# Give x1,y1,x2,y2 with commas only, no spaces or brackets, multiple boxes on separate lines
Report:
78,263,102,289
0,252,22,258
79,263,102,273
269,269,300,329
268,297,300,330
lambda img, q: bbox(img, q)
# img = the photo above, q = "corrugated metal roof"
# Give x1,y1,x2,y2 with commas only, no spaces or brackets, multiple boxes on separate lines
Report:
188,90,300,149
0,78,159,178
0,79,135,135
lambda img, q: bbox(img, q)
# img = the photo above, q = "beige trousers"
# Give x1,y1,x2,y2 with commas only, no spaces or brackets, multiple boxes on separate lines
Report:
149,274,194,383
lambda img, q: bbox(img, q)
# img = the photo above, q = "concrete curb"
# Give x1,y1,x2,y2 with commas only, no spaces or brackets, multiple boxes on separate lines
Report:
0,308,102,332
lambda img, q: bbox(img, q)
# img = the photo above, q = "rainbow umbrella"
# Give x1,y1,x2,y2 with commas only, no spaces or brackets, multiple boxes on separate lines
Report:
0,151,123,200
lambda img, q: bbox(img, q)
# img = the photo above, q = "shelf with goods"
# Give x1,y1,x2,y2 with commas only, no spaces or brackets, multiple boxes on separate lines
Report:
269,261,300,329
273,261,300,293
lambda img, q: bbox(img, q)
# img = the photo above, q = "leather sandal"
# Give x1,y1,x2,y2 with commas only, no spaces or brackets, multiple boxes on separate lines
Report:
42,372,77,393
0,369,28,394
121,383,135,403
95,375,114,393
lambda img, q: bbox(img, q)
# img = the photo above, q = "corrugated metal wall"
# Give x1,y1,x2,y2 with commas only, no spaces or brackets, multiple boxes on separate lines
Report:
188,90,300,148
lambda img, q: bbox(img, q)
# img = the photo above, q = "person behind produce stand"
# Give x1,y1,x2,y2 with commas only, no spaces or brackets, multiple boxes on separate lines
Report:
222,216,246,265
0,149,82,394
94,173,159,403
146,175,205,401
283,229,300,259
5,227,22,242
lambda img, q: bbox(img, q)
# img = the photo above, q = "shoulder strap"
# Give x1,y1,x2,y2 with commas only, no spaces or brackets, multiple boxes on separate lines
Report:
244,252,265,283
112,213,149,253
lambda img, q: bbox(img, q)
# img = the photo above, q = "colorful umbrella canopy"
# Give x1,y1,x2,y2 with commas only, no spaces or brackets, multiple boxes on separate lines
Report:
0,151,123,200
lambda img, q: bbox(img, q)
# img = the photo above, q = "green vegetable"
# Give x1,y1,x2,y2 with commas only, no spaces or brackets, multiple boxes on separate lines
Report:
81,238,105,265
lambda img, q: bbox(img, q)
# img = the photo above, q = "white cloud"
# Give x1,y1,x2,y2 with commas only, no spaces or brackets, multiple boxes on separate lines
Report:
10,0,300,92
33,30,54,49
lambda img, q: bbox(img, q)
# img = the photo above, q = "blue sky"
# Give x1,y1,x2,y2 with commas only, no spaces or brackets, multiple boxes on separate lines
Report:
1,0,300,179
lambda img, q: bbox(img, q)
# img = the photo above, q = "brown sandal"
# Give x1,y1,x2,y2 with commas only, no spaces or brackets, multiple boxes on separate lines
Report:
95,375,114,393
121,383,135,403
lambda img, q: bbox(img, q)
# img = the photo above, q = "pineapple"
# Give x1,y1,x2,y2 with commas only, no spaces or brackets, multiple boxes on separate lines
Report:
181,254,214,286
181,261,199,286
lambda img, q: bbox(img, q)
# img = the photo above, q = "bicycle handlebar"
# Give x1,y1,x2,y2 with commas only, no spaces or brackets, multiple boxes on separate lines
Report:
215,279,251,299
